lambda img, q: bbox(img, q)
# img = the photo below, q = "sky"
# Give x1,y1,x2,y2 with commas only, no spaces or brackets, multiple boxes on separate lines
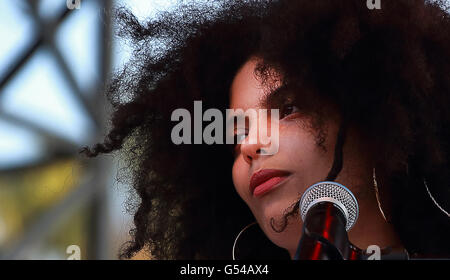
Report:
0,0,449,169
0,0,183,259
0,0,179,169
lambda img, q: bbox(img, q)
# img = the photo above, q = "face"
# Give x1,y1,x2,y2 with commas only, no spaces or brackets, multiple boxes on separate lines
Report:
230,57,347,256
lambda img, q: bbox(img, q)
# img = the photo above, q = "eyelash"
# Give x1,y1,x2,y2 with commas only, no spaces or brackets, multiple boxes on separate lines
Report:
280,103,300,119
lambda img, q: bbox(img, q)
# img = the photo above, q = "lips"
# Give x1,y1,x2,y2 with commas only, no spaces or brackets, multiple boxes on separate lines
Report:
250,169,291,197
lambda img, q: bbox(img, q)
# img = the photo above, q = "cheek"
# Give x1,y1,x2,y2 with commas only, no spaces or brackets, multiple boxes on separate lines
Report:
231,157,249,201
280,122,319,162
279,120,334,178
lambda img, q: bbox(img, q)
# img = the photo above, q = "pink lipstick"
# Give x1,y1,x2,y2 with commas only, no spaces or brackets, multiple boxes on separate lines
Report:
250,169,290,197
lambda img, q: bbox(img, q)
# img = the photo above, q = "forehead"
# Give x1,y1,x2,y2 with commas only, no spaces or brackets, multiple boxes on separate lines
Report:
229,58,266,111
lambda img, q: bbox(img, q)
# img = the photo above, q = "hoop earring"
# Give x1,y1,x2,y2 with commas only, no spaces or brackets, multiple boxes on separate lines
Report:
423,179,450,218
372,168,388,223
373,168,450,219
232,221,257,260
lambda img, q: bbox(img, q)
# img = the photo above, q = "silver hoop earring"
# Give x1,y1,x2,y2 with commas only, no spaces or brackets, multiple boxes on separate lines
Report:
423,179,450,218
374,168,449,219
232,221,257,260
373,168,388,222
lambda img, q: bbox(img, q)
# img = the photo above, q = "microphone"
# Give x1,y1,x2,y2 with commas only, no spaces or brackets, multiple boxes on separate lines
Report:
294,181,359,260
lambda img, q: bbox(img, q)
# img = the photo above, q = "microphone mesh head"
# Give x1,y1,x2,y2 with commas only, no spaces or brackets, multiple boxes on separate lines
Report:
299,181,359,231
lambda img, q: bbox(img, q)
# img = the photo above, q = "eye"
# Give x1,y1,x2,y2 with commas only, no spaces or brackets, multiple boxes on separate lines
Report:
234,128,248,144
280,103,300,119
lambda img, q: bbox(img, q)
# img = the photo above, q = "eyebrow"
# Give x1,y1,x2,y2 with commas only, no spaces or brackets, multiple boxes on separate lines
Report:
258,84,289,108
225,84,289,130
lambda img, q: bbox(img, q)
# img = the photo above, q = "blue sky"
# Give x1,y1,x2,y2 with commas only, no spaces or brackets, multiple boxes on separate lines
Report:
0,0,448,169
0,0,179,169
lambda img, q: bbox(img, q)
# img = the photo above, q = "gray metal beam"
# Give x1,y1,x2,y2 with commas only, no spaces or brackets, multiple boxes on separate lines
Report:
88,0,113,260
0,6,73,92
0,0,115,259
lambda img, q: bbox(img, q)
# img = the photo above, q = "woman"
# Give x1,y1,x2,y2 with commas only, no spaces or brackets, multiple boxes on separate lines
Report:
81,0,450,259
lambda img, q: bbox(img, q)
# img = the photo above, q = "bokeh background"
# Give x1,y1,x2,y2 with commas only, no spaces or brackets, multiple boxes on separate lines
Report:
2,0,448,260
0,0,178,260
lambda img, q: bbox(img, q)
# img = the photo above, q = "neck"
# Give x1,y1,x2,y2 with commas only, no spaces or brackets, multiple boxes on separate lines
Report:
287,197,402,260
347,184,402,251
286,181,403,259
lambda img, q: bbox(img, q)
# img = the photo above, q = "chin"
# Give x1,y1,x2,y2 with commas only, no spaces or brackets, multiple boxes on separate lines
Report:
258,213,303,254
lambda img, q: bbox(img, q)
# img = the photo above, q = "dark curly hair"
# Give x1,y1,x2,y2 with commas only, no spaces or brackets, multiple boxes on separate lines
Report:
80,0,450,259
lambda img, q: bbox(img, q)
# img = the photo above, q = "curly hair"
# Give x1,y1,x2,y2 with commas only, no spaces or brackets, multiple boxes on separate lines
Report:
80,0,450,259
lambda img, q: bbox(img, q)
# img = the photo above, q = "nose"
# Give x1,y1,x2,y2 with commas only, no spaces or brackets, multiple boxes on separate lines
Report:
240,137,270,165
241,143,261,164
236,109,278,164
